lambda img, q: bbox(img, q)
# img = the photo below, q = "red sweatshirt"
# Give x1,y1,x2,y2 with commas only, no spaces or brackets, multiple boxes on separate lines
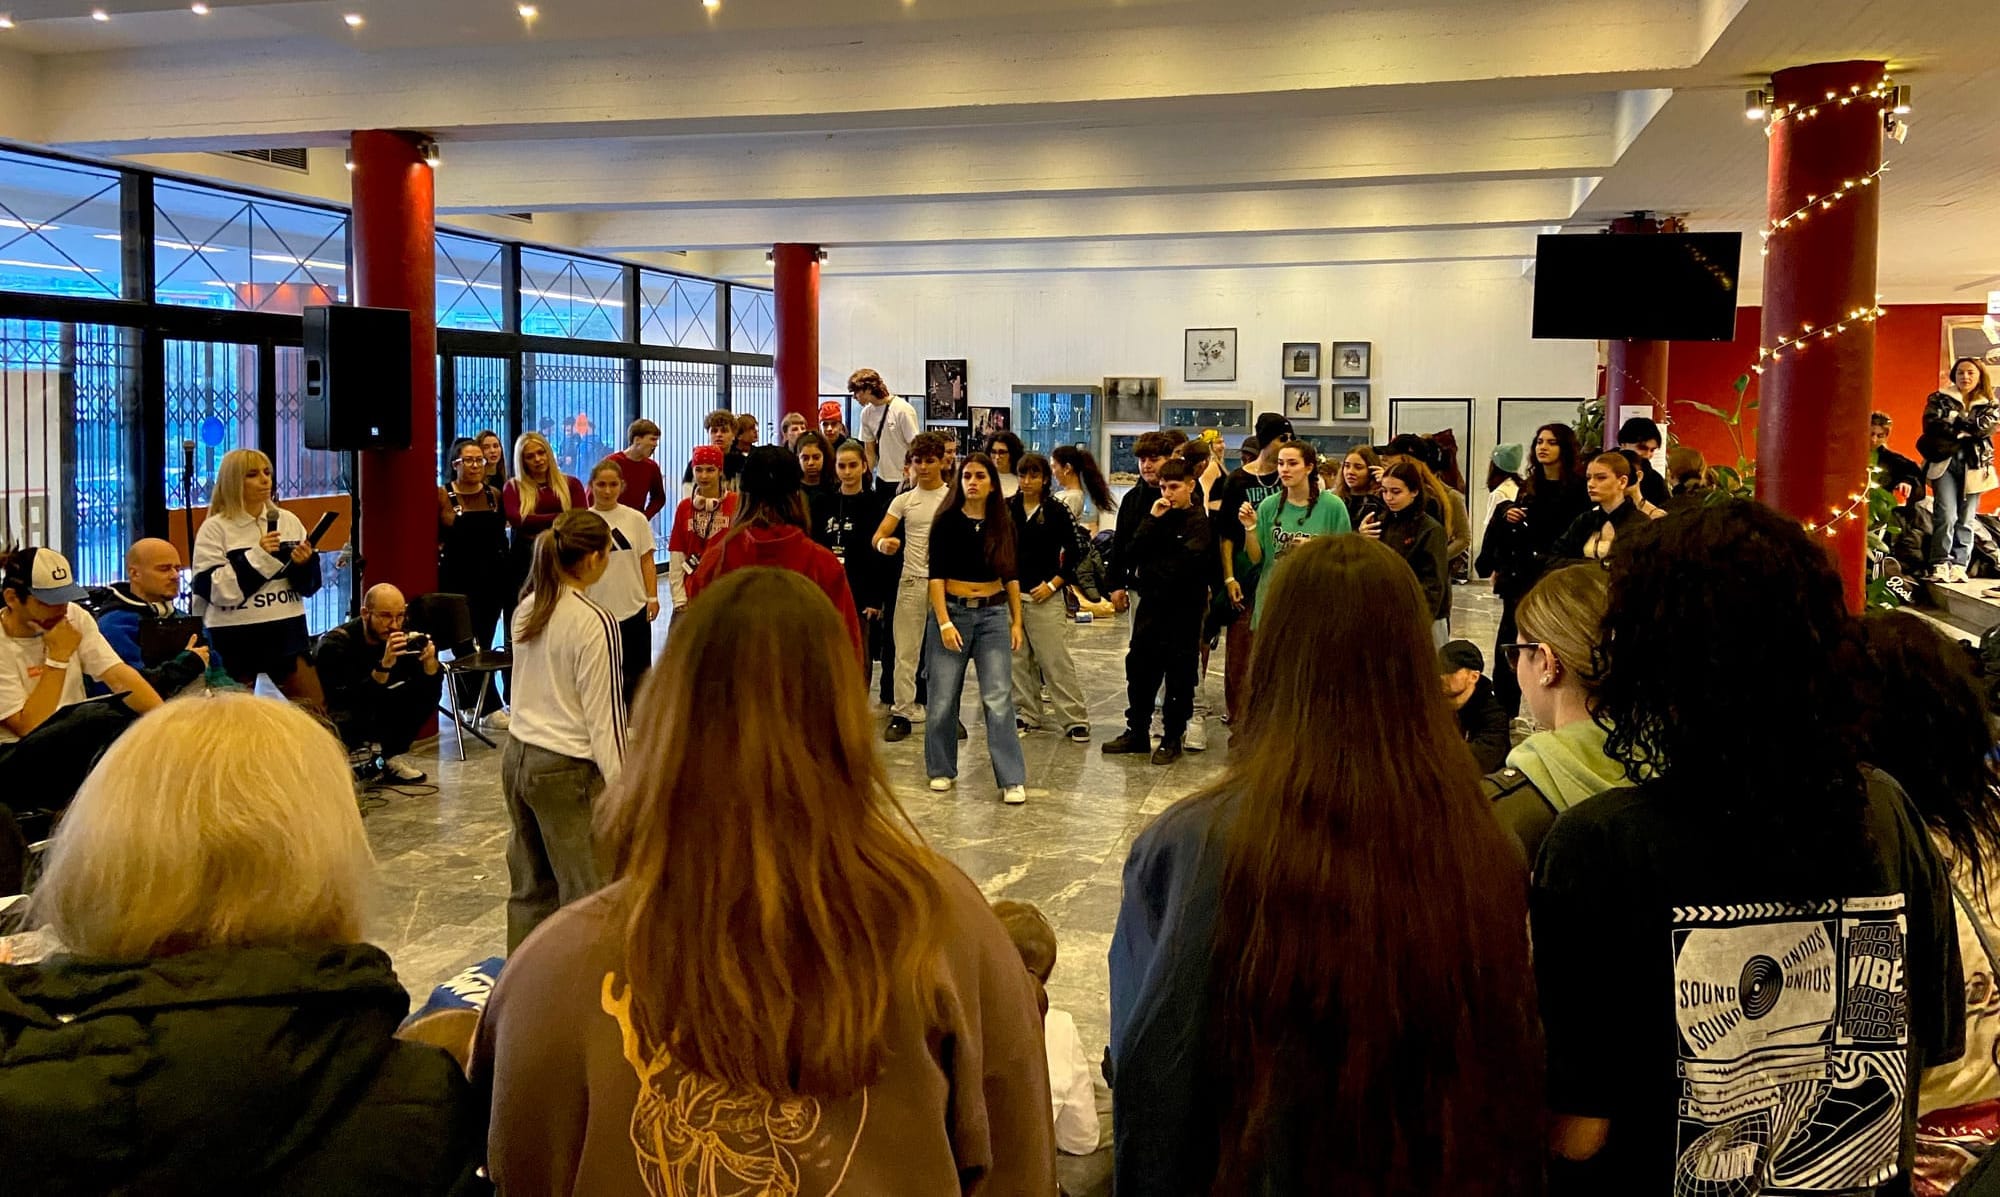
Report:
609,451,667,519
686,524,865,664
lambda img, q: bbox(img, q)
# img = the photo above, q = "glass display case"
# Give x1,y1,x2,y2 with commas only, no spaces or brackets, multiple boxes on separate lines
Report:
1013,385,1099,459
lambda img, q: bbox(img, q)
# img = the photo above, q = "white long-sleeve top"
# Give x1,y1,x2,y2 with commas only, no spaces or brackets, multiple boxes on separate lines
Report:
192,509,319,629
508,586,626,784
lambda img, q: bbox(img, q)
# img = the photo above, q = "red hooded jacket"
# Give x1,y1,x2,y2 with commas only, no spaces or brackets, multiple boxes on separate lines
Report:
686,523,865,664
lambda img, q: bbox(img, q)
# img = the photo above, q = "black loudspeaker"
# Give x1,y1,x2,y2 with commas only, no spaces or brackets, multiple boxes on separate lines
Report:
303,305,413,450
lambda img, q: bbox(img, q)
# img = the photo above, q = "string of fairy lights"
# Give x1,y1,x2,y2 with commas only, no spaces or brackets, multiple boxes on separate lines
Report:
1746,75,1907,538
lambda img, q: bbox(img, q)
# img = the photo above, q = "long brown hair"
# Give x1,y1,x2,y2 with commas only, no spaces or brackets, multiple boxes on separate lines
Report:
519,508,609,642
599,567,945,1095
1954,356,1996,404
1333,445,1379,500
940,453,1017,579
1213,535,1543,1194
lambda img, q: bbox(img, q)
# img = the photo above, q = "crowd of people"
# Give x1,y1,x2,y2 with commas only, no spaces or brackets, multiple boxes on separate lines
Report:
7,359,2000,1194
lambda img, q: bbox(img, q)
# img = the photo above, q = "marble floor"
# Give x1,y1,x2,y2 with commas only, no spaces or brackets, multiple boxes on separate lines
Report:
362,581,1501,1178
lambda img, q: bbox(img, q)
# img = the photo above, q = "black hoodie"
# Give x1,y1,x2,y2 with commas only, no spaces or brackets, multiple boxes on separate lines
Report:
0,942,484,1196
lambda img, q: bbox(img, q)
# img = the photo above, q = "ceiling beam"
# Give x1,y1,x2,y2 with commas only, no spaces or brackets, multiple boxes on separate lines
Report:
570,178,1592,252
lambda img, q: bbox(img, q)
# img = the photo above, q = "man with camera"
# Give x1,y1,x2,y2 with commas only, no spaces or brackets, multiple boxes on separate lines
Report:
313,583,442,783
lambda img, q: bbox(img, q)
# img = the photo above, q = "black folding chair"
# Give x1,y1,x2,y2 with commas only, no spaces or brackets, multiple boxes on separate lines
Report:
412,592,510,761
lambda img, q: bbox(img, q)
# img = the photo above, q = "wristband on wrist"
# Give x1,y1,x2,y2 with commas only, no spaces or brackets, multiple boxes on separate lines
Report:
42,657,70,671
939,620,956,632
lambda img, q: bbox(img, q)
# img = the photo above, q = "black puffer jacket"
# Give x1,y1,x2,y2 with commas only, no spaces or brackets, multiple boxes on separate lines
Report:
0,942,485,1196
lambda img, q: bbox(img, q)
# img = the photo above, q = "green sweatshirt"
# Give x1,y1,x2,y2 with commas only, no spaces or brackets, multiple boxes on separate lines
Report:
1506,719,1627,815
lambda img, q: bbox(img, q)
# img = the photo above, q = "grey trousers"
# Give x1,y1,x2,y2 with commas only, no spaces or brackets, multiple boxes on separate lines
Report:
1013,593,1089,729
501,738,607,950
892,573,930,720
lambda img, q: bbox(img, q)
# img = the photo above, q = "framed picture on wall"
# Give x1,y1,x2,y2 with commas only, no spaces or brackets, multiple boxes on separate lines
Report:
925,359,969,421
1334,383,1371,422
1185,328,1238,382
1943,316,2000,381
1331,341,1372,379
1103,376,1162,423
1281,342,1320,380
1284,384,1322,423
970,405,1012,445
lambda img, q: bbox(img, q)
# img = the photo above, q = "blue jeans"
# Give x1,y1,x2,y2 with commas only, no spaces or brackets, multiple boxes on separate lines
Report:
924,600,1027,788
1931,464,1980,568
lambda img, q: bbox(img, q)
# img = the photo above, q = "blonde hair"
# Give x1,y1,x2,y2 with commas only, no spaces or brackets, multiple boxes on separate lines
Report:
32,694,374,958
209,448,276,521
599,567,944,1096
512,431,574,516
1515,564,1611,690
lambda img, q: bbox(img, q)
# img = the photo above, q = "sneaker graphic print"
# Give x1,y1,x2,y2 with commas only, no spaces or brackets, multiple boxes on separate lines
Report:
1670,896,1910,1195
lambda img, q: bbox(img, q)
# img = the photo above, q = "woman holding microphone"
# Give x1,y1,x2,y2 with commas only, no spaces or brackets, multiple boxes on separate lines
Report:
192,448,323,703
503,507,624,950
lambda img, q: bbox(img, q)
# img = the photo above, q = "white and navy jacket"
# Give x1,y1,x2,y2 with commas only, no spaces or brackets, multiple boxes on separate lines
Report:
508,586,626,785
191,509,323,629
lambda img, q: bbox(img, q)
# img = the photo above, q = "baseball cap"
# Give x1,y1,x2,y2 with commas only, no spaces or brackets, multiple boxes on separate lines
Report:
1254,412,1294,446
11,547,89,605
1437,639,1484,675
818,400,843,421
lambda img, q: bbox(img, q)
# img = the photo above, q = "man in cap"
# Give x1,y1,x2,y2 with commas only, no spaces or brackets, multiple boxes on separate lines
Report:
0,546,163,810
1440,639,1509,773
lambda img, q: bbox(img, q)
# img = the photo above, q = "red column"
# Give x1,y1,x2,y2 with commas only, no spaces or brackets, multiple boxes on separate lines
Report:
1756,61,1884,605
349,130,438,598
772,243,820,421
1603,215,1672,449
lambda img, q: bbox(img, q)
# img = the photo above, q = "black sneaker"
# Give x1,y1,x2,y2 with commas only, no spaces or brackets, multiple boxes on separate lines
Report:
1101,732,1151,755
1151,739,1184,766
884,716,912,742
1065,724,1091,743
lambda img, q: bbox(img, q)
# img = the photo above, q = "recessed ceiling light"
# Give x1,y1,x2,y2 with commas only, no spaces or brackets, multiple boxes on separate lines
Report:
190,1,209,13
342,11,363,27
0,15,15,30
702,0,719,9
517,3,536,17
91,8,110,21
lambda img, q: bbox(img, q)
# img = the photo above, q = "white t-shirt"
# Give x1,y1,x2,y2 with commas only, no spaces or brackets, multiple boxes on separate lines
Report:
885,483,949,579
864,396,920,484
584,504,657,620
1060,487,1117,536
0,606,123,746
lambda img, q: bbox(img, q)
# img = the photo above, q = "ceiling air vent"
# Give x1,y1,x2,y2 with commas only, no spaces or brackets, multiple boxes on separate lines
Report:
218,148,311,174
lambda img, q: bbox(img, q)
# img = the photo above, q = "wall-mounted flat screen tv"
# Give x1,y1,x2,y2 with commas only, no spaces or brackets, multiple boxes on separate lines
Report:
1532,232,1743,342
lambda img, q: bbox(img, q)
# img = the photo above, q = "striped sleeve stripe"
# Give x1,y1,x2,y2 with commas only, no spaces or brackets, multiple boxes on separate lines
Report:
581,595,627,757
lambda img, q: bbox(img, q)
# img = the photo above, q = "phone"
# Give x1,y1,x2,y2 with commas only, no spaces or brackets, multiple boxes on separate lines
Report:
305,510,338,547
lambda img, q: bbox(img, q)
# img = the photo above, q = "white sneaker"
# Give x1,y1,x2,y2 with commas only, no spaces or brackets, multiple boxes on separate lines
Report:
479,709,511,731
1950,564,1971,583
384,754,428,783
1184,713,1208,752
1001,785,1027,806
928,777,954,792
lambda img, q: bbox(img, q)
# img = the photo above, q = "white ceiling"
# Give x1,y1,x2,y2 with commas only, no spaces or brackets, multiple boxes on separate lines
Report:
0,0,1995,298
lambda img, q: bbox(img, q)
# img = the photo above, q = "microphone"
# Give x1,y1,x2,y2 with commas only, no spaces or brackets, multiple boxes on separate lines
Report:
181,439,196,478
267,509,280,535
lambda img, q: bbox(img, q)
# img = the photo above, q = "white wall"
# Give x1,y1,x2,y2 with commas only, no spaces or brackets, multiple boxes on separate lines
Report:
818,260,1598,499
0,48,39,143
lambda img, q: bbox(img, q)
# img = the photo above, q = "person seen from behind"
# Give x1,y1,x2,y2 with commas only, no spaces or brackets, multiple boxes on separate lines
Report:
502,508,625,949
1482,563,1624,862
992,899,1101,1157
1108,534,1544,1195
1853,611,2000,1196
473,567,1055,1195
1532,502,1962,1194
0,693,482,1194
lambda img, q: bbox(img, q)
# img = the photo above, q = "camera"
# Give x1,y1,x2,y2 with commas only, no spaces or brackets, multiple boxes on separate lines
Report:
402,633,430,655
